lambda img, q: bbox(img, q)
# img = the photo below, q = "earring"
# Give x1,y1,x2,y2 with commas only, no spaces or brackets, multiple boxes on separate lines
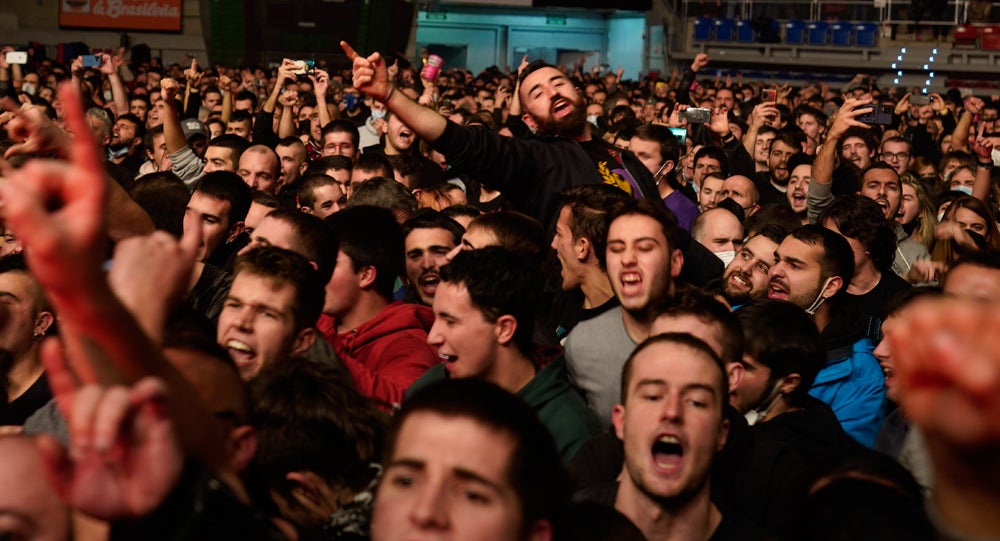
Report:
33,331,44,340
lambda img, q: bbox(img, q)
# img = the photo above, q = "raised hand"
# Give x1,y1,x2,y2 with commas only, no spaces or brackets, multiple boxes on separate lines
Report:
309,69,330,99
886,297,1000,448
160,77,180,105
2,102,73,158
827,96,873,140
0,83,106,303
35,338,183,520
340,41,393,102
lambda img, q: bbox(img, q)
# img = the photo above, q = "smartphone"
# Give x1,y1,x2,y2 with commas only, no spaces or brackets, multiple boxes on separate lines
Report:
681,107,712,124
81,54,101,68
291,60,316,77
669,127,687,145
4,51,27,65
856,104,895,126
909,94,932,105
762,89,777,103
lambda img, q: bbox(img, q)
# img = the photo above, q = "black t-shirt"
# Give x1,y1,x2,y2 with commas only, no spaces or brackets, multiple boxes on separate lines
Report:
753,171,790,208
848,270,911,342
0,373,52,426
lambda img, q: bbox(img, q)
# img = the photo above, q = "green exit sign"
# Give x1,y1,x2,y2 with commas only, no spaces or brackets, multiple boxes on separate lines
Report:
546,15,567,25
426,11,447,20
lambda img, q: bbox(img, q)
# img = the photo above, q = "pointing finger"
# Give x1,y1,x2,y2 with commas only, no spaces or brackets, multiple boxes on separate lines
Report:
340,41,360,61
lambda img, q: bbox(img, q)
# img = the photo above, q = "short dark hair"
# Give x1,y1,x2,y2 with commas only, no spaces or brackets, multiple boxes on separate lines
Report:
249,358,387,501
441,204,481,222
466,211,548,271
346,176,418,218
440,247,539,354
193,171,253,225
296,174,340,209
251,189,281,209
745,204,802,238
320,119,360,148
130,171,188,237
143,124,164,153
116,113,146,142
228,109,253,128
402,209,464,246
392,378,569,535
790,225,855,293
232,246,324,331
621,333,728,411
610,199,683,255
861,162,901,190
260,208,338,284
735,299,825,405
304,155,353,178
653,285,744,366
694,145,730,178
207,133,251,165
818,195,897,273
326,205,404,300
632,123,681,169
561,184,634,270
233,90,258,110
352,153,393,179
882,285,942,320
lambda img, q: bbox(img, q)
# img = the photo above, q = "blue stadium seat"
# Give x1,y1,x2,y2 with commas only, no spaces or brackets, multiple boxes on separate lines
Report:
715,18,736,41
831,22,852,45
785,20,806,44
807,21,829,45
855,22,879,47
736,19,755,42
694,17,713,41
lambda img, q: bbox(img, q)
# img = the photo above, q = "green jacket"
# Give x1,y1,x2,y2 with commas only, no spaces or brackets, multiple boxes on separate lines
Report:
407,355,602,462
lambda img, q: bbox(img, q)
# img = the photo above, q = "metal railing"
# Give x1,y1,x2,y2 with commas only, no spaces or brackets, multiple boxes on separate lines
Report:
680,0,1000,25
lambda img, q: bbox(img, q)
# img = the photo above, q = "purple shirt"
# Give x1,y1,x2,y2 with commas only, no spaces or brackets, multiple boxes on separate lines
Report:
664,190,700,232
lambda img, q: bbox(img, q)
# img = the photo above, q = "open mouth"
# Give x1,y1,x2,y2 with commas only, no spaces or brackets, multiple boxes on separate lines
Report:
727,271,751,292
767,278,788,300
651,434,684,472
552,97,572,117
419,273,440,296
619,271,643,295
440,352,459,371
226,339,257,367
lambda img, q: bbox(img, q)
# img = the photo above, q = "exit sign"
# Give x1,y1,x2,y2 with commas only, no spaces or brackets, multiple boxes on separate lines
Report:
426,12,447,20
546,15,567,25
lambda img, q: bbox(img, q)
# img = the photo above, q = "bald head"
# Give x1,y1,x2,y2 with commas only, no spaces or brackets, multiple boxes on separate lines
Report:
238,145,281,194
720,175,760,216
693,208,744,254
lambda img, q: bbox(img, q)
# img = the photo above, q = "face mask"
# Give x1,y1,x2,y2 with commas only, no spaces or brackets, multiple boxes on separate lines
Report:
992,148,1000,167
103,90,113,101
952,185,973,196
715,250,737,267
371,109,386,120
937,210,946,222
744,380,784,426
21,82,36,96
805,277,835,316
586,114,599,125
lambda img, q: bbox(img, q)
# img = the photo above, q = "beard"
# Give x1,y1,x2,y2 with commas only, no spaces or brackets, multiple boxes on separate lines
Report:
533,93,588,138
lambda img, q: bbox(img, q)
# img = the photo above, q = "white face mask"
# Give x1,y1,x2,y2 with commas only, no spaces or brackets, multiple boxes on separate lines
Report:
103,90,113,101
744,380,784,426
805,277,836,316
370,109,386,121
937,210,946,222
715,250,737,267
992,148,1000,167
21,82,36,96
952,185,974,196
586,114,599,125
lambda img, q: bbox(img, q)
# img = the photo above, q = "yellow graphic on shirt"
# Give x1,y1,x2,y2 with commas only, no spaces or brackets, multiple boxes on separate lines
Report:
597,160,635,196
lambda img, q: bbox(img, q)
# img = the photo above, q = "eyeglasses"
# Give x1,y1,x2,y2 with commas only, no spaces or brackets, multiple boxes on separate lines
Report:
882,151,910,161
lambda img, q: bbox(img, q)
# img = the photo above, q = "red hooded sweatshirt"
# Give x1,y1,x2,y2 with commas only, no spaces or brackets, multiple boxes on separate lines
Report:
319,301,438,408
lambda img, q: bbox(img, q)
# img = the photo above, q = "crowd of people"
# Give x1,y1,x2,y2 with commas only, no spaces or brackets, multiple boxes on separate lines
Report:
0,40,998,540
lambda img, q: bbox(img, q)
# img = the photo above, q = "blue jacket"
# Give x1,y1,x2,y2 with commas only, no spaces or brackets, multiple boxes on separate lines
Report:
809,337,886,447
